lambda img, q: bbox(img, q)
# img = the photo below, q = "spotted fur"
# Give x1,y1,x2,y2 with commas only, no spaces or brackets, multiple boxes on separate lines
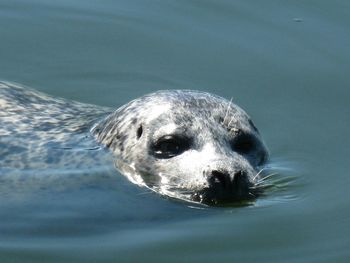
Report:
92,90,269,204
0,82,269,204
0,81,113,173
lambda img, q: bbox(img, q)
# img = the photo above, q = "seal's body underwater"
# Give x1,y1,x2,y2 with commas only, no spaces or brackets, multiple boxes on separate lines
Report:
0,81,269,205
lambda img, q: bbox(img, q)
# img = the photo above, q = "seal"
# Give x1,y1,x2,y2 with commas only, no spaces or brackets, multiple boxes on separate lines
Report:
0,81,269,205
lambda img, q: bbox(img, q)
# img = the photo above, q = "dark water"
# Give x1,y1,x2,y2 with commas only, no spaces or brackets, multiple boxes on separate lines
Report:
1,0,350,262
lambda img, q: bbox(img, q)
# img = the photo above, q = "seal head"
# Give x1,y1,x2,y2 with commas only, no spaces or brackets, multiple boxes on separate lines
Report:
92,90,268,205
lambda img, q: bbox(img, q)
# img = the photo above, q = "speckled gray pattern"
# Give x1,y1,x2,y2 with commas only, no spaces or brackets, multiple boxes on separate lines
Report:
0,81,113,172
0,82,268,204
92,90,269,204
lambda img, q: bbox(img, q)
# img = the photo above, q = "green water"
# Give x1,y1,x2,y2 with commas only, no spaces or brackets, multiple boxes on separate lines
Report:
1,0,350,262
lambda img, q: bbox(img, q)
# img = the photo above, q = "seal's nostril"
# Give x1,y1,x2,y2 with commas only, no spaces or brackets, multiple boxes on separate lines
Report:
209,170,231,189
233,170,247,185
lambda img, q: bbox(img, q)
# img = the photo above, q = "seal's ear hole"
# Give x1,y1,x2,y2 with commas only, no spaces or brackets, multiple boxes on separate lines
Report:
136,125,143,139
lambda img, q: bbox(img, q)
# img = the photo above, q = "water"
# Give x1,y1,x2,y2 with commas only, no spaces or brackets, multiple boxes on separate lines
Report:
1,0,350,262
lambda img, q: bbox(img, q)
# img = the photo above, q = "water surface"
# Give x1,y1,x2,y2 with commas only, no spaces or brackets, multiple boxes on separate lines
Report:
0,0,350,262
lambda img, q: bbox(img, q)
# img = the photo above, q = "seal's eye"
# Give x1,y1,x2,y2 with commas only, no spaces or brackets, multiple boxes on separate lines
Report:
136,125,143,139
151,135,191,159
231,133,256,154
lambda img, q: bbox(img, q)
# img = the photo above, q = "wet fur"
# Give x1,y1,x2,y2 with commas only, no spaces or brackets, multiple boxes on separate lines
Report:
0,82,269,204
0,82,112,171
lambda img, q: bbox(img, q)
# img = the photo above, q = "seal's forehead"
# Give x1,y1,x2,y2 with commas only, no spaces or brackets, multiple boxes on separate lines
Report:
127,90,253,129
138,92,251,129
140,90,242,112
143,102,172,122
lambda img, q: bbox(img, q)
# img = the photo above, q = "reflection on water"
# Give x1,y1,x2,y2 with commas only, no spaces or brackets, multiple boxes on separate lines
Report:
1,0,350,262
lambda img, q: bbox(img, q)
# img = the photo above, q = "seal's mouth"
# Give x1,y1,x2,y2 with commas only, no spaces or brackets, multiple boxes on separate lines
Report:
190,170,262,206
191,186,261,206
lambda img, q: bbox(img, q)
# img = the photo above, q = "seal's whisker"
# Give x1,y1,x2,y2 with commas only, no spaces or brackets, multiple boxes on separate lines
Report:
175,189,195,195
257,173,278,183
248,192,256,198
223,97,233,124
136,190,154,196
253,167,267,181
249,185,262,190
228,116,234,127
251,183,274,189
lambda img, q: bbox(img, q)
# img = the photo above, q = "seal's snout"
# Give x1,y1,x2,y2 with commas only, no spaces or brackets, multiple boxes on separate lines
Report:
194,169,254,205
209,170,232,190
232,170,248,191
208,170,248,192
